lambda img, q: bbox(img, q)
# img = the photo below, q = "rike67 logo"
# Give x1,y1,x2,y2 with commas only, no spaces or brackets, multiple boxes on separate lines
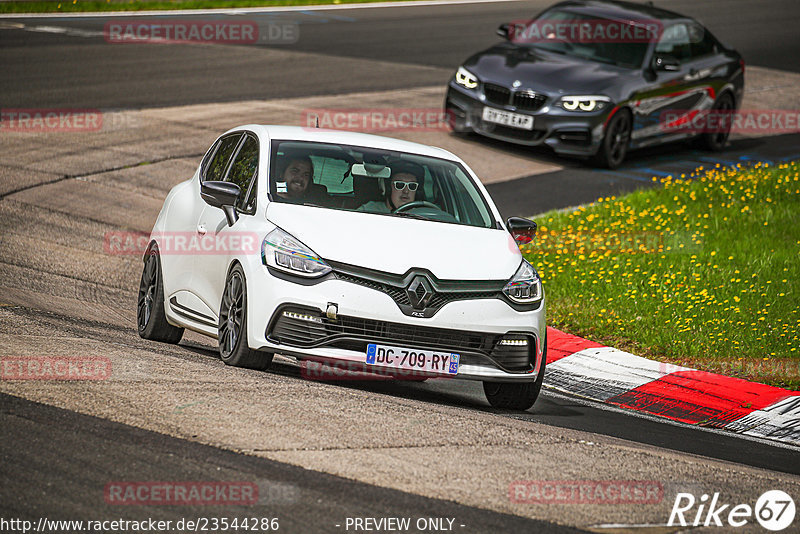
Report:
668,490,795,531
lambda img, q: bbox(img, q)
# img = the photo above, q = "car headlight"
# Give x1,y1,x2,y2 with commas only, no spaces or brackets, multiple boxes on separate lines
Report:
455,66,479,89
261,228,331,278
502,260,543,304
558,96,611,112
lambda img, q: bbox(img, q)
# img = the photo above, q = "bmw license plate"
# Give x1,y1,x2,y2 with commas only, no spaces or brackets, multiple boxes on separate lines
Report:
366,343,459,376
482,107,534,130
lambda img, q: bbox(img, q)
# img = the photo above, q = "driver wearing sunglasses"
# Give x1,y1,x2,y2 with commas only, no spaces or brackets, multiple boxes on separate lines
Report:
357,161,424,214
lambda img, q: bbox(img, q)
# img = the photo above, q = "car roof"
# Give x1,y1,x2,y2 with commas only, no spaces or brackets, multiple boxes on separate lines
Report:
547,0,689,23
226,125,461,162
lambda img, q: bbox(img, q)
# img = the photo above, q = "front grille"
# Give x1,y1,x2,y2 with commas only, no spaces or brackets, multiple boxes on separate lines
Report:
483,83,511,106
335,272,411,306
268,307,534,371
427,291,498,309
330,261,504,317
271,307,499,350
513,91,547,111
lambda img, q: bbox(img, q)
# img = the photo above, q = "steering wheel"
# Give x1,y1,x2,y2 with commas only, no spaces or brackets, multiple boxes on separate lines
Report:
392,201,441,213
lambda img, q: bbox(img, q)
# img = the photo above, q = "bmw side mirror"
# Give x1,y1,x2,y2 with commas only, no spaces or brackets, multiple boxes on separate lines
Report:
201,180,240,226
507,217,537,245
497,23,510,40
653,55,680,72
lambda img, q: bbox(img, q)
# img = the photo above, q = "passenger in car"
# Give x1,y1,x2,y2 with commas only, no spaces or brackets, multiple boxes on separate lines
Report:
276,155,314,201
357,161,424,213
275,155,332,205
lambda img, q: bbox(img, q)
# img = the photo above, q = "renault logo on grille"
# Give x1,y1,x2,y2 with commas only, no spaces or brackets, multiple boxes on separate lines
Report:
406,275,433,310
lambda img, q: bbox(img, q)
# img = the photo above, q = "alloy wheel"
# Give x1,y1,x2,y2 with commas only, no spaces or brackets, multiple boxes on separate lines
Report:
219,271,244,359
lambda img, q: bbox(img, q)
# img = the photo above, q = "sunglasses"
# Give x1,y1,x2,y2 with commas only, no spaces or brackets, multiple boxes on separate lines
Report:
392,180,419,192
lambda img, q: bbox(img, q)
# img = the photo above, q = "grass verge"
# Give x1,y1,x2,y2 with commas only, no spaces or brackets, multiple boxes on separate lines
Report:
522,161,800,390
0,0,412,14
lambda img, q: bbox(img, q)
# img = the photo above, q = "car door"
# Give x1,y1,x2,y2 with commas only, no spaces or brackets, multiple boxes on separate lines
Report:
194,133,261,320
630,22,702,144
165,132,243,325
681,22,729,114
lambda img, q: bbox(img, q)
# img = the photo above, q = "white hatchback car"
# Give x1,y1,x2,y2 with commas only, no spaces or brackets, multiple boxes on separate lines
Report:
138,125,546,409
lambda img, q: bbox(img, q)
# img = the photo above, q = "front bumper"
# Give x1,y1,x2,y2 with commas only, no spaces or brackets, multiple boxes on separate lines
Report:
446,82,610,157
246,265,546,382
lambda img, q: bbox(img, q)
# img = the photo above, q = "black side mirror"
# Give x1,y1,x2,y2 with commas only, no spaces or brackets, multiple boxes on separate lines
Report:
201,181,240,226
653,54,680,72
507,217,537,245
497,23,510,40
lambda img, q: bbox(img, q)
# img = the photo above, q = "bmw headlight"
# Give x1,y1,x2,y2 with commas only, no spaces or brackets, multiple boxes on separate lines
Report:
262,228,331,278
558,96,611,112
455,66,479,89
502,260,543,304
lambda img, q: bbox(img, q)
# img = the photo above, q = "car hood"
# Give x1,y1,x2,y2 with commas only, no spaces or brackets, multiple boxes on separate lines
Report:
464,44,632,95
266,203,521,280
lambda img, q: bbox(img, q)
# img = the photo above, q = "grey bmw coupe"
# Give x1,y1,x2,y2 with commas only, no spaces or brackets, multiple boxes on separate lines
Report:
445,0,744,168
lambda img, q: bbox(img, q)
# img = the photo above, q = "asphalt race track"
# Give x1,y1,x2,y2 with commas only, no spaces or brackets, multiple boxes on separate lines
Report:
2,1,800,532
2,0,800,108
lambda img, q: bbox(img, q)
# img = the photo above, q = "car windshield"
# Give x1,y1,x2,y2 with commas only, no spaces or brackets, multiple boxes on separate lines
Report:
513,9,655,69
269,140,497,229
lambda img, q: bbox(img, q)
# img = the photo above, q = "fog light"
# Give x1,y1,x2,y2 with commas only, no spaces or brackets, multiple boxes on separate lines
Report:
283,311,323,324
499,338,529,346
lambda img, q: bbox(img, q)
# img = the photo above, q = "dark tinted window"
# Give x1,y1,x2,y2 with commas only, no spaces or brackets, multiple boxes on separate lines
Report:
226,135,259,213
204,133,242,182
690,24,716,58
518,9,650,69
656,23,692,61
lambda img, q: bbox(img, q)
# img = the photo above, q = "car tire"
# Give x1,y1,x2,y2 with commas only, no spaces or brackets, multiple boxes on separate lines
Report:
218,264,273,370
137,246,184,344
700,92,734,151
482,343,547,410
594,109,631,169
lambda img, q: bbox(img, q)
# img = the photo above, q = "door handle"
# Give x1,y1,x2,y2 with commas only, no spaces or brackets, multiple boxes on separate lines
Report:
196,224,207,235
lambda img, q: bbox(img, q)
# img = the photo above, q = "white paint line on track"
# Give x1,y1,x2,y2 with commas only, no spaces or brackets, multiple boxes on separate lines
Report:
539,389,800,453
0,0,525,19
15,24,104,37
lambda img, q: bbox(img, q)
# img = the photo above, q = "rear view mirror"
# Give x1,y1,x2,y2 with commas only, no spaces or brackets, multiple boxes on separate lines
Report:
201,180,240,226
507,217,537,245
497,23,510,40
351,162,390,179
